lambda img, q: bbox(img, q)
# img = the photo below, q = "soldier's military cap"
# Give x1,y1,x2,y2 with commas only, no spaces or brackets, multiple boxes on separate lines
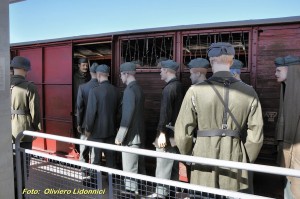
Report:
90,62,98,73
187,58,210,69
11,56,31,71
274,55,300,67
156,57,168,65
130,60,142,66
230,59,244,69
208,42,235,58
96,64,110,73
120,62,136,72
159,59,179,71
78,58,88,64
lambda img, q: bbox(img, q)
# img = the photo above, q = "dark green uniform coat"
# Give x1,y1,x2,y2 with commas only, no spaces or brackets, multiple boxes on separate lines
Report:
11,75,41,142
175,71,263,191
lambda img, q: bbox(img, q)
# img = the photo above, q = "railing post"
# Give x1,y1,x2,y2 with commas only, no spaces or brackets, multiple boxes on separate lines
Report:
15,131,24,199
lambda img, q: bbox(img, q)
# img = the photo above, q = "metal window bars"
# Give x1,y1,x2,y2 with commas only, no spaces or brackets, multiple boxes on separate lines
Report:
121,36,174,68
182,32,249,67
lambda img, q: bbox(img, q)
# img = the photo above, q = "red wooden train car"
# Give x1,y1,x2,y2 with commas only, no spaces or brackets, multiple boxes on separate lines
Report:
10,16,300,166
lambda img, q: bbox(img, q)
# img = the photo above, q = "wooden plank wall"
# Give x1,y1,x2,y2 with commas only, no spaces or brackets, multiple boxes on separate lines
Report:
256,23,300,164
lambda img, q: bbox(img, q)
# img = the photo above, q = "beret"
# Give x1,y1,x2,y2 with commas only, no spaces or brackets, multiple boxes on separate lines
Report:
96,64,110,73
120,62,136,72
11,56,31,71
187,58,209,69
78,58,88,64
274,55,300,67
208,42,235,57
160,60,179,71
90,62,98,73
230,59,244,69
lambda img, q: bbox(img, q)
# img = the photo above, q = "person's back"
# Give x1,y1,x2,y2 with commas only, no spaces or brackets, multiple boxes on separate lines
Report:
11,56,41,142
119,81,145,145
86,80,119,139
11,56,41,198
175,42,263,191
77,63,99,130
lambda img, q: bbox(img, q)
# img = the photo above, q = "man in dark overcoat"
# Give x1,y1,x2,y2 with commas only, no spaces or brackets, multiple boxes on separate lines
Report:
85,64,119,168
115,62,146,196
76,62,99,176
149,60,183,198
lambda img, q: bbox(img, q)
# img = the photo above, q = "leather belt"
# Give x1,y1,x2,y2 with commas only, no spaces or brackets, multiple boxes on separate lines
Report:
11,109,30,115
197,129,240,138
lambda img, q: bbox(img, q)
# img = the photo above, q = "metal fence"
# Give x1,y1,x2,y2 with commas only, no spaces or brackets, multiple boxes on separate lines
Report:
15,131,300,199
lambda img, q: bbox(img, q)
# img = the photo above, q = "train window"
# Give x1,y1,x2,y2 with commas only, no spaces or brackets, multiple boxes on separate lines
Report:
182,32,249,69
73,41,112,66
121,36,174,68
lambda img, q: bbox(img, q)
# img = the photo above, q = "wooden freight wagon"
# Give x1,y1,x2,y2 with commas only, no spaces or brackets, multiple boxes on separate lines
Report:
10,16,300,168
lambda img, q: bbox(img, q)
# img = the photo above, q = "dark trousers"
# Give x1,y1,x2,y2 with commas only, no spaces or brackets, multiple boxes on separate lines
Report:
90,137,116,169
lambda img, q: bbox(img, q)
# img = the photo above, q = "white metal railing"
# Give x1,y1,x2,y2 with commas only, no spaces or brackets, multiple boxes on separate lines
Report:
15,130,300,198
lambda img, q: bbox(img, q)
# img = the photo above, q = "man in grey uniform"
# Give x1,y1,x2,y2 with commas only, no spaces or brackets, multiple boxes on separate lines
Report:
76,62,99,176
115,62,146,196
85,64,119,169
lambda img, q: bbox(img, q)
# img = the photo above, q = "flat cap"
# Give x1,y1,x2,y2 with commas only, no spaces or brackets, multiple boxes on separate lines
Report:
187,58,209,69
230,59,244,69
78,58,88,64
96,64,110,74
159,59,179,71
274,55,300,67
90,62,98,73
208,42,235,57
120,62,136,72
11,56,31,71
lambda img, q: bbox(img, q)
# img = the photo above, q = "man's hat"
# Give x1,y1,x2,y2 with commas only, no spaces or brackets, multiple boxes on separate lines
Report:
78,58,88,64
96,64,110,74
230,59,244,69
11,56,31,71
274,55,300,67
90,62,98,73
159,59,179,71
208,42,235,58
156,57,168,65
120,62,136,72
187,58,210,69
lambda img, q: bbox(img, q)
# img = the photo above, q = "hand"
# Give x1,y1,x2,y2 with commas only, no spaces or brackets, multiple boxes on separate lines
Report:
157,132,167,148
77,126,82,133
85,131,91,138
115,139,122,145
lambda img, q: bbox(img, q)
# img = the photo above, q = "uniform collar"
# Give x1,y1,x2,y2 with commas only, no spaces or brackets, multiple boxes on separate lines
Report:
99,80,109,84
127,80,137,88
166,77,178,85
212,71,233,78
